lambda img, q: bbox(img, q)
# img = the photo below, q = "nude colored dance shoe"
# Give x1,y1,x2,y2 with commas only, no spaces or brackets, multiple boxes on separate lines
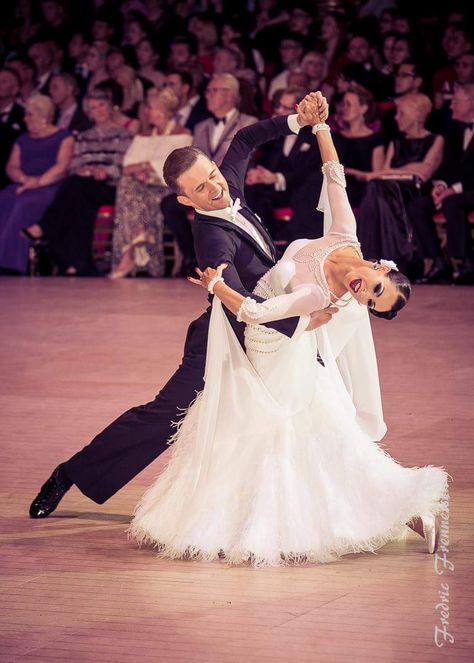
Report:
421,513,439,554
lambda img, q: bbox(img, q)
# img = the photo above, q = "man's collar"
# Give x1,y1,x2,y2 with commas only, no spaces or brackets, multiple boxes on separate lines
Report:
212,107,238,125
195,196,241,220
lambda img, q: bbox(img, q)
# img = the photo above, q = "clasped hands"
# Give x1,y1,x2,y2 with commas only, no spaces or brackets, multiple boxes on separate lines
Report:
189,264,338,331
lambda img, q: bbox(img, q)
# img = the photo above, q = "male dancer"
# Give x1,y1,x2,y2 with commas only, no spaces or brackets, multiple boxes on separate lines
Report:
30,94,332,518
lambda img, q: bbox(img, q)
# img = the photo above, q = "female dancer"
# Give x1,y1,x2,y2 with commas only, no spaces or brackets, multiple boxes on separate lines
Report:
129,93,449,567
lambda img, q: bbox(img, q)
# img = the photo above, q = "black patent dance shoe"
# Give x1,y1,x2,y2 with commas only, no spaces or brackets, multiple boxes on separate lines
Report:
29,465,73,518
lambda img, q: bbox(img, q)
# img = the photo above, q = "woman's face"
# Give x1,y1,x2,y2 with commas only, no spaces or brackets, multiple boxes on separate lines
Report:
25,106,47,133
126,21,145,46
85,45,102,72
395,102,419,133
136,40,156,67
146,101,171,128
383,35,396,65
302,54,325,80
391,39,410,66
321,15,338,41
68,33,85,60
221,24,239,47
343,265,398,313
87,98,113,124
341,92,367,124
336,72,350,93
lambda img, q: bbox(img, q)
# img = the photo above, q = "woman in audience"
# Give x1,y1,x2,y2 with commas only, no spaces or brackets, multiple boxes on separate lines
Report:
84,41,109,94
356,93,444,268
112,64,145,119
23,90,131,276
95,79,140,134
109,87,191,279
0,95,73,274
135,37,165,89
333,84,385,207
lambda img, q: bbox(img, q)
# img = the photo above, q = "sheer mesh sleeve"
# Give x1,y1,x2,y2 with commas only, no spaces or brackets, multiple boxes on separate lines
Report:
322,161,357,238
236,284,327,325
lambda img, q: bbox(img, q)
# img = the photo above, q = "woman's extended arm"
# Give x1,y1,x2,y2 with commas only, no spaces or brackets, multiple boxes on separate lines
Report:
190,265,327,325
6,144,25,183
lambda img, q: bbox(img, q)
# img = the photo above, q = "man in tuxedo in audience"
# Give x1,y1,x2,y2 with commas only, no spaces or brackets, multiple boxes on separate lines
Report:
0,68,25,188
29,98,334,518
162,73,258,275
407,83,474,284
166,70,211,131
28,40,58,95
49,73,92,134
245,86,323,242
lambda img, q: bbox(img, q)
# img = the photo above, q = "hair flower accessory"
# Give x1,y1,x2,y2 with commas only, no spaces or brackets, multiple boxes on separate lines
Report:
379,259,398,271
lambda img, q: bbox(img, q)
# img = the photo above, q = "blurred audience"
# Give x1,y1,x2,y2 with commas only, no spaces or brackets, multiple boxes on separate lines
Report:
0,94,73,274
356,92,444,268
23,90,131,276
110,87,191,279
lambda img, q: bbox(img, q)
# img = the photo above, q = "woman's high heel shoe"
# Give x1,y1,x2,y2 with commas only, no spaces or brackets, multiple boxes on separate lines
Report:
421,513,438,554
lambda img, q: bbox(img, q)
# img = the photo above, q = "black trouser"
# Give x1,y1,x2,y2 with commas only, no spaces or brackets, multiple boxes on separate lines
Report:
161,193,196,267
63,310,209,503
408,191,474,260
41,175,116,275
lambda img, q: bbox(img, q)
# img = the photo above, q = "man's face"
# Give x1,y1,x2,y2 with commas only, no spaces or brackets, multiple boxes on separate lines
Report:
170,43,191,66
0,70,20,100
395,63,421,95
279,39,303,68
177,155,231,211
49,76,69,105
348,37,371,64
205,79,235,116
213,49,236,74
166,73,188,104
455,54,474,85
451,87,474,122
289,8,312,34
273,92,297,116
28,43,52,75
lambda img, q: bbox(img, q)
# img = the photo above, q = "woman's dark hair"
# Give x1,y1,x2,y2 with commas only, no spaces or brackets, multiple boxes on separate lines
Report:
94,79,124,107
345,83,376,124
369,268,411,320
163,146,209,194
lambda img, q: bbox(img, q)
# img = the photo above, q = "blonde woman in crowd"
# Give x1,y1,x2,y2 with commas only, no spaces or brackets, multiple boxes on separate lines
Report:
109,87,191,279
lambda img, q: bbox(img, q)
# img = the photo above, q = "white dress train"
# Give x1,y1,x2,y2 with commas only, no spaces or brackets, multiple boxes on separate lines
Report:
129,162,450,566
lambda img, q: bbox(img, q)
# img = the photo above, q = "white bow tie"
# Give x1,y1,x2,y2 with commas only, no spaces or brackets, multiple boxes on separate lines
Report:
228,197,241,221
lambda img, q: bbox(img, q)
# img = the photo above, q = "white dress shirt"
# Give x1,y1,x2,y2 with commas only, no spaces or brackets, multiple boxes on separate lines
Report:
209,108,238,152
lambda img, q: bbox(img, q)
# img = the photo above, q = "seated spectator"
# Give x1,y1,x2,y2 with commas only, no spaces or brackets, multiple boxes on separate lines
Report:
161,73,257,275
95,79,140,135
111,64,145,118
84,41,109,94
267,33,305,101
0,94,73,274
244,86,323,242
455,53,474,86
342,33,388,99
6,56,37,105
122,13,152,64
135,37,165,89
333,84,384,207
110,87,191,279
49,73,92,133
356,92,444,268
317,9,347,84
380,60,425,145
166,35,198,72
0,68,26,187
65,32,90,84
35,0,73,49
28,40,57,95
407,84,474,284
213,47,260,117
23,90,131,275
165,70,211,131
188,14,219,76
433,24,472,111
300,51,334,102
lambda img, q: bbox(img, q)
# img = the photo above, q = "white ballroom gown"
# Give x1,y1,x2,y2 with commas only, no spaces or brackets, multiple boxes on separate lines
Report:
129,161,450,567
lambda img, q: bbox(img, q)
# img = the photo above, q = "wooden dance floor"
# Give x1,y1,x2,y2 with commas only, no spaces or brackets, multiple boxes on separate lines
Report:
0,277,473,662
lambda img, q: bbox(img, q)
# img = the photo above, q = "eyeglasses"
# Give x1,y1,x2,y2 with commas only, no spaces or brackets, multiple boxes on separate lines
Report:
205,87,232,94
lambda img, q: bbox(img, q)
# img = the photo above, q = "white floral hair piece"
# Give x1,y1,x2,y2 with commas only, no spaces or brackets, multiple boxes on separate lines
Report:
378,259,399,271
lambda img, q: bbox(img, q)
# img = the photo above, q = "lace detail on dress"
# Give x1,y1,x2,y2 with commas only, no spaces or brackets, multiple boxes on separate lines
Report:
237,296,279,323
321,160,346,188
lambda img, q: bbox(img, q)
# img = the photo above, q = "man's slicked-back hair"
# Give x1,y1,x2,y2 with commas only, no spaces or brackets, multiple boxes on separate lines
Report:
163,146,210,194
